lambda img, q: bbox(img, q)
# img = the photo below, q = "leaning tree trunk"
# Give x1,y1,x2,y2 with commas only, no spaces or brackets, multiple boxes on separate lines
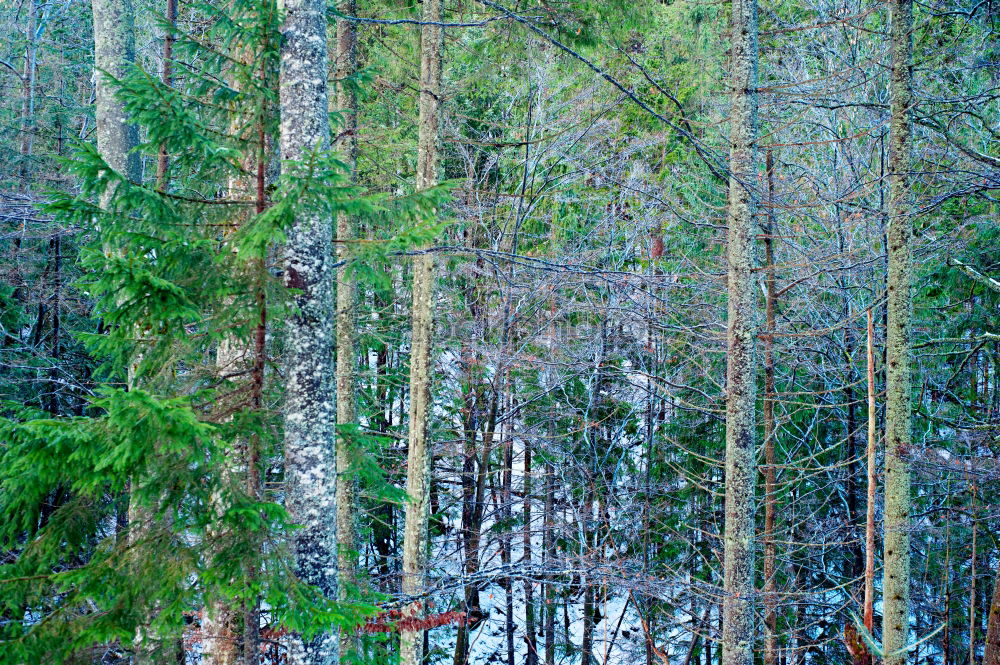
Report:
882,0,914,662
278,1,338,663
399,0,442,662
720,0,759,662
333,0,359,644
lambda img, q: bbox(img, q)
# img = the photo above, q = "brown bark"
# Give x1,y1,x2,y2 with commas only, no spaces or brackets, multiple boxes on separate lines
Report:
400,0,443,661
984,557,1000,665
863,309,877,638
155,0,177,188
333,2,360,658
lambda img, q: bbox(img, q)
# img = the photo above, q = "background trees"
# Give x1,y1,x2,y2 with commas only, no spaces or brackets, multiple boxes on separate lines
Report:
0,0,997,664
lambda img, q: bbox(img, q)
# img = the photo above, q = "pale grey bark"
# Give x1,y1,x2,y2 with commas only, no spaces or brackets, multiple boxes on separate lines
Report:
92,0,140,187
279,1,338,663
720,0,759,662
882,0,915,662
400,0,442,662
333,0,359,658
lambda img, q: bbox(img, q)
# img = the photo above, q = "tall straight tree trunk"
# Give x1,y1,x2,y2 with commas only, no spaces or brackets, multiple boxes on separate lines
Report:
882,0,914,661
864,310,877,639
92,0,140,187
278,1,338,663
762,149,778,665
333,5,359,658
19,0,37,184
524,437,537,665
399,0,442,661
544,458,556,665
155,0,177,187
204,77,270,665
502,410,515,665
721,0,759,661
91,0,146,661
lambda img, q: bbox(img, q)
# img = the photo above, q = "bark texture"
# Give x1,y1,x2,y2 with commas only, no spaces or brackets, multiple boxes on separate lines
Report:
279,1,338,663
333,1,359,657
985,558,1000,665
864,309,877,637
399,0,442,661
762,149,778,665
882,0,915,662
91,1,149,662
720,0,759,662
91,0,140,186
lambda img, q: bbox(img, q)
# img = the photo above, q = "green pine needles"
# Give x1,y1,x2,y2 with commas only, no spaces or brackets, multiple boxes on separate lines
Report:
0,0,446,662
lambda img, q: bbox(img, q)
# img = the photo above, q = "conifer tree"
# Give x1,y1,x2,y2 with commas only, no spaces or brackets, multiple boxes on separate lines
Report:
882,0,916,661
400,0,443,662
278,0,338,662
720,0,760,661
333,3,361,659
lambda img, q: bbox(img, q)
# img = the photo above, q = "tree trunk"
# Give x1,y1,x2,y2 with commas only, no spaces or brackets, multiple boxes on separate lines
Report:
155,0,177,188
91,0,148,661
503,412,515,665
721,0,759,661
882,0,915,661
19,0,37,184
544,456,556,665
983,557,1000,665
333,2,359,659
91,0,140,186
524,436,538,665
763,149,778,665
863,310,877,639
278,0,338,663
399,0,442,661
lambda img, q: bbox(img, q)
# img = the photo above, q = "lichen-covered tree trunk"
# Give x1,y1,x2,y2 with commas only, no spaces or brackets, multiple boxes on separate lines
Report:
882,0,914,662
720,0,759,661
399,0,442,662
333,1,359,657
92,0,140,186
278,1,338,663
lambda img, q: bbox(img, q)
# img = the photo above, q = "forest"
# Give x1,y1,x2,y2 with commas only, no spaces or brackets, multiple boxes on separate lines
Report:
0,0,998,663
